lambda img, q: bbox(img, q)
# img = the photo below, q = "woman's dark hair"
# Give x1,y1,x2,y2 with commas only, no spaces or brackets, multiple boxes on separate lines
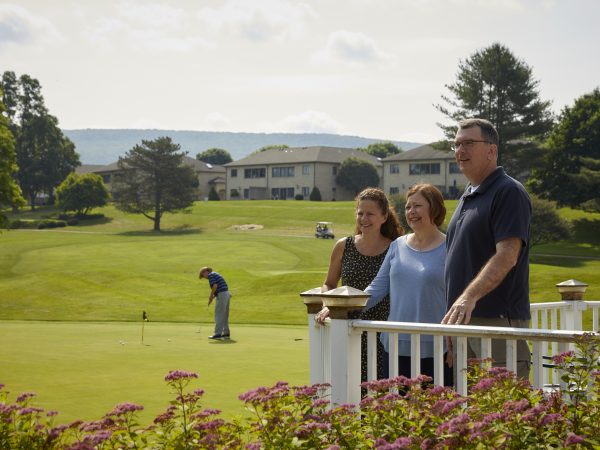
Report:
405,183,446,227
354,187,403,240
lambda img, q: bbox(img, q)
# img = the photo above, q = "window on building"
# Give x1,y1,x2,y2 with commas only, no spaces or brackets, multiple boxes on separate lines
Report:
332,166,337,175
244,168,266,178
272,166,295,177
449,162,461,174
390,164,400,174
271,187,294,200
231,169,237,177
409,163,441,175
302,187,310,197
303,165,310,175
102,174,111,184
389,187,399,195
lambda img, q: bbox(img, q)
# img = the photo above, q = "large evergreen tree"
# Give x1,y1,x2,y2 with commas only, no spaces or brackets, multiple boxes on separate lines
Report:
436,43,554,180
112,137,198,231
1,71,80,209
527,88,600,209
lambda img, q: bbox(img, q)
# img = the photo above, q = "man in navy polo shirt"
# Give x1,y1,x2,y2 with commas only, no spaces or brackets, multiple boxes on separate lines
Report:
199,266,231,340
442,118,532,379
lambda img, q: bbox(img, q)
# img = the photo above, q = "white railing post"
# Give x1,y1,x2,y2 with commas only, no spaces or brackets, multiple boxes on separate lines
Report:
300,288,325,385
321,286,370,407
556,279,589,332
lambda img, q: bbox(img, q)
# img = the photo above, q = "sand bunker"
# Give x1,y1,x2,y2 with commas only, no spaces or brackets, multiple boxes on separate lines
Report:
229,224,264,231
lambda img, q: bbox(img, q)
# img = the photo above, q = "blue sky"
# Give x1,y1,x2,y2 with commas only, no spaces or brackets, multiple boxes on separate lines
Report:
2,0,599,143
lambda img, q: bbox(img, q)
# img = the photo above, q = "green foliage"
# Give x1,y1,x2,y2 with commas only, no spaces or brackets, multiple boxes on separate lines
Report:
0,87,26,228
208,185,220,200
358,141,402,159
309,186,322,201
436,43,553,180
255,144,289,153
112,136,198,231
196,147,233,165
1,72,80,210
335,157,380,195
55,172,110,215
528,88,600,208
530,195,572,248
1,335,599,449
389,193,409,233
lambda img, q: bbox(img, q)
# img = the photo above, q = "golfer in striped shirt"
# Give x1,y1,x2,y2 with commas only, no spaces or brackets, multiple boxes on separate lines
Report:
199,266,231,340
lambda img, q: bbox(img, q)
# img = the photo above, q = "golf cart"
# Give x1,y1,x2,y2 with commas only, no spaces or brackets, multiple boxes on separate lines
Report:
315,221,335,239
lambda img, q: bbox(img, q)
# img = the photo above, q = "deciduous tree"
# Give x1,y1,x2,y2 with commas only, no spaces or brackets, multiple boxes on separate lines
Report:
0,92,25,227
112,137,198,231
336,157,380,195
56,172,110,216
436,43,554,180
359,142,401,159
1,71,80,209
196,148,232,165
527,88,600,209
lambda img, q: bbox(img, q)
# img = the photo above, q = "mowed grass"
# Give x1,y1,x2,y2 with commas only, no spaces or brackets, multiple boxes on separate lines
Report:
0,321,308,424
1,199,599,424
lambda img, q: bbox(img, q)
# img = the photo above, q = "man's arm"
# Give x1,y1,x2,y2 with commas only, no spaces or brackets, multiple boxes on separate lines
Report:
208,283,218,306
442,237,523,325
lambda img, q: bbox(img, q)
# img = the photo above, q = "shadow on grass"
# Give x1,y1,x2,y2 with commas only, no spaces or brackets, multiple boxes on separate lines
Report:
530,254,588,268
208,339,237,344
119,225,203,236
572,218,600,247
76,216,113,226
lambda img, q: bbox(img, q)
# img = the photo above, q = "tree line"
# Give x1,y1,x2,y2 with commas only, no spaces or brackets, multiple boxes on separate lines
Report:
1,42,599,231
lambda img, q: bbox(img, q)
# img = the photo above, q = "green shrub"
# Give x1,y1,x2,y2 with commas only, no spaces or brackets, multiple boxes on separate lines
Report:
8,219,37,229
37,220,67,229
309,186,322,201
295,194,304,200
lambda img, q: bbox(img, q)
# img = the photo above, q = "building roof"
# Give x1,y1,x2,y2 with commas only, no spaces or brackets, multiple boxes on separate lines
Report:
383,144,455,162
225,146,382,167
76,156,224,174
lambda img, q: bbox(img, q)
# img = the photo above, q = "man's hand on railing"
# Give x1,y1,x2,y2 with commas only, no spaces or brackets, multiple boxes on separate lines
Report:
442,295,476,325
315,307,330,324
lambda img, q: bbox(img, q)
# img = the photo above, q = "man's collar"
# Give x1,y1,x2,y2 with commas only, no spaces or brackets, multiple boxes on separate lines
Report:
464,167,505,197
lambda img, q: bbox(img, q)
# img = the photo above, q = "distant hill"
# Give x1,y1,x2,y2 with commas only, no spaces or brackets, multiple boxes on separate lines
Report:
62,129,423,165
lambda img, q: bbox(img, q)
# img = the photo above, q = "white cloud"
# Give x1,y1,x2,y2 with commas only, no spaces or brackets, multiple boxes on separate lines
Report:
197,0,317,41
87,3,212,52
0,4,62,48
261,110,344,134
314,30,390,65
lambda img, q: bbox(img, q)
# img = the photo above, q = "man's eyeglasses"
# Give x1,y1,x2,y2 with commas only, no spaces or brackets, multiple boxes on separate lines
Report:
451,139,491,152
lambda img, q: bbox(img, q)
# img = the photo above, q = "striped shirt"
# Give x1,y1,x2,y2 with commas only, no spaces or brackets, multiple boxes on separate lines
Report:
208,272,229,294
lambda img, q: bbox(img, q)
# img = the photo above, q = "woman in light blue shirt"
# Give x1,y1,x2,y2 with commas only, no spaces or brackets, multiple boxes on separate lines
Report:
365,183,452,384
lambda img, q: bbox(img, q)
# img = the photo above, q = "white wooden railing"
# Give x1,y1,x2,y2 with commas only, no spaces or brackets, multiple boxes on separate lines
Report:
301,282,598,406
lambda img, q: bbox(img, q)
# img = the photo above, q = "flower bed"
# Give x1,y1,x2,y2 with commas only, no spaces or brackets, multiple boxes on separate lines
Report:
1,334,599,449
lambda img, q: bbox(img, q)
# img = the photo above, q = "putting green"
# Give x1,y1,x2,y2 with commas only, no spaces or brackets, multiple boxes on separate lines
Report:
0,321,309,424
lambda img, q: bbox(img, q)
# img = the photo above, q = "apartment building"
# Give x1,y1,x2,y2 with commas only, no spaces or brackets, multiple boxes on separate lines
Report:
382,144,468,198
224,146,383,201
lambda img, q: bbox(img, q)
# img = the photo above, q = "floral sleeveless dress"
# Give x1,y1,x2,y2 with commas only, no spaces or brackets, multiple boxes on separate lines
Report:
341,236,390,381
